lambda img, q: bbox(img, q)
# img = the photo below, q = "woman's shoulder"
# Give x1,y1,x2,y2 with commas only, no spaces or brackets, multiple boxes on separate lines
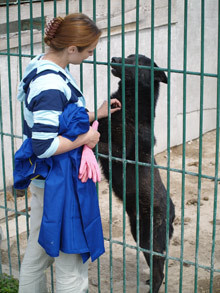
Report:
30,69,69,92
28,69,80,106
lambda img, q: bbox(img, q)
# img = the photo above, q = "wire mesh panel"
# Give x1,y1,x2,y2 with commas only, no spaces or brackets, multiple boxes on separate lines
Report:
0,1,219,292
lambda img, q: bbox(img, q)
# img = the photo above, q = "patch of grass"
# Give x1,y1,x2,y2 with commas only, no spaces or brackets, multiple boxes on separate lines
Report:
0,274,19,293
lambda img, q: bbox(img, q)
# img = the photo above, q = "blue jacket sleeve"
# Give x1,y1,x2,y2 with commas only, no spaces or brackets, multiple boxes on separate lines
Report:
59,103,90,141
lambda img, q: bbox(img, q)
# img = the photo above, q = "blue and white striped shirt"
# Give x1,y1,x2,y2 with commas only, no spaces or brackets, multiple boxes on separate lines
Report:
17,54,86,159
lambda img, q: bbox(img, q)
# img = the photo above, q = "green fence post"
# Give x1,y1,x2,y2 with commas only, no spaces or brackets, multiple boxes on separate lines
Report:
0,76,13,276
120,1,128,293
79,1,84,93
135,1,140,292
106,1,114,292
149,1,155,292
164,1,172,292
6,0,22,271
41,0,45,53
210,0,220,291
29,0,34,57
194,1,205,291
53,0,57,17
92,1,102,291
179,1,188,292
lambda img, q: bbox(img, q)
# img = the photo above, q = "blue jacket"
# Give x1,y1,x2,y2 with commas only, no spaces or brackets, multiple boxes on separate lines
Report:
14,102,105,263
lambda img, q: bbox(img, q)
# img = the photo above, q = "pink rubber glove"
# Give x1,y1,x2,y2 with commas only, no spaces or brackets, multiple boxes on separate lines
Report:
78,120,101,183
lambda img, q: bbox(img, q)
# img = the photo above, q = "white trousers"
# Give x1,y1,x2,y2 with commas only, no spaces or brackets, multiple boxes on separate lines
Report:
19,184,88,293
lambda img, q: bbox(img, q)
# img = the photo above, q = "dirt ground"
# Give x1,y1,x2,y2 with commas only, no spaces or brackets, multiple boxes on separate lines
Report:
1,129,220,292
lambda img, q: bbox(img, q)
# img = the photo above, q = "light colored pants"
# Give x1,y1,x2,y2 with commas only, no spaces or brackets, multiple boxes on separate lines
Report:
19,184,88,293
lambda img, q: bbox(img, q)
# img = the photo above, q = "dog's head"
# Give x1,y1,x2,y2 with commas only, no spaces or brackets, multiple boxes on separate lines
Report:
111,54,167,88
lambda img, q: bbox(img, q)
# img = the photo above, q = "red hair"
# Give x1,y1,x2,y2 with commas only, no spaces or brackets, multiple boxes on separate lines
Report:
44,13,101,52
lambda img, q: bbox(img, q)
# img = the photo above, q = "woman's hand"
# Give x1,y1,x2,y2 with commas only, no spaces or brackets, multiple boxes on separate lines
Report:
97,99,121,119
87,99,121,122
83,126,100,149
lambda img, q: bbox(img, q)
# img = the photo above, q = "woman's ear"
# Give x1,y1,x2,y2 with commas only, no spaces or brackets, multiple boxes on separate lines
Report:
67,45,78,54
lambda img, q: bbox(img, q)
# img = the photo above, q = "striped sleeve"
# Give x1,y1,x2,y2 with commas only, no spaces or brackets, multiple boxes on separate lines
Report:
30,89,65,158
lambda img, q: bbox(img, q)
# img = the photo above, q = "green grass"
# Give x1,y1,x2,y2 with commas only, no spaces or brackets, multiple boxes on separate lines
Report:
0,274,19,293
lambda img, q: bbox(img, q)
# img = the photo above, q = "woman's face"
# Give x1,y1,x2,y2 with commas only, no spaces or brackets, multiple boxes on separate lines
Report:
69,39,99,65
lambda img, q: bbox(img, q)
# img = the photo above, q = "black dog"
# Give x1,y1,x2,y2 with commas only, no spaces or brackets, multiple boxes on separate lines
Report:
98,54,175,293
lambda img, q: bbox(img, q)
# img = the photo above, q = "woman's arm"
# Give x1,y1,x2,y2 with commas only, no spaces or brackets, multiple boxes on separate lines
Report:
53,98,121,156
53,126,100,155
88,99,121,122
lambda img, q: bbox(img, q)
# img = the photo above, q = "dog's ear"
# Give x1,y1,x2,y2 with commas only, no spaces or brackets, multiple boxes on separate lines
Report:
154,70,168,84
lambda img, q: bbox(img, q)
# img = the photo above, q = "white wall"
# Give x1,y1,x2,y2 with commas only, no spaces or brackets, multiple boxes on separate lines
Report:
0,0,218,188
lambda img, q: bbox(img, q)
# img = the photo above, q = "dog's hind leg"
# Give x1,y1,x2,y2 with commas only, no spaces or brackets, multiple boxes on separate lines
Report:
127,203,166,293
144,253,165,293
140,216,166,293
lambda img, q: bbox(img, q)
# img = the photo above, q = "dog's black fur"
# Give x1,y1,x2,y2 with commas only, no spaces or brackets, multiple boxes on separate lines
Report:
98,54,175,293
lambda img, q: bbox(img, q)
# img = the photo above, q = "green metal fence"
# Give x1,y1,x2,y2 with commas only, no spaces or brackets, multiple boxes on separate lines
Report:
0,0,220,292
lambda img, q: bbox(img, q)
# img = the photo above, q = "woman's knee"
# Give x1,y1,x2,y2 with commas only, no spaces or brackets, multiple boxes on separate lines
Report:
55,253,88,293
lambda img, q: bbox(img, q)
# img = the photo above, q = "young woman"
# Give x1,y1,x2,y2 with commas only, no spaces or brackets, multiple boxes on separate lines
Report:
17,13,121,293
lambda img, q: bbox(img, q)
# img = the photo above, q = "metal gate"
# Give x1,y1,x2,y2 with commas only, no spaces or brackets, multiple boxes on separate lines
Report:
0,0,220,292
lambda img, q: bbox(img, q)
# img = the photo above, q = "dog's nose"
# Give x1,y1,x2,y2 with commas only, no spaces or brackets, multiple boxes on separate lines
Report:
111,57,120,64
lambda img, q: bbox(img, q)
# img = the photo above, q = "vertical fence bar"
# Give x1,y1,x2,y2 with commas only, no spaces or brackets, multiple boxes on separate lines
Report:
179,1,188,292
17,0,23,127
65,0,69,15
17,0,30,243
149,0,155,291
6,0,21,271
106,0,113,291
0,99,1,273
93,0,98,119
106,1,114,292
44,5,55,292
21,1,30,244
164,1,172,292
0,79,12,276
53,0,57,17
12,51,21,271
17,0,22,82
210,0,220,290
13,5,29,274
0,75,11,275
29,0,34,57
121,0,127,292
79,1,82,13
92,1,101,291
79,1,83,92
41,0,45,53
194,1,205,291
17,0,30,242
5,2,12,275
134,1,140,292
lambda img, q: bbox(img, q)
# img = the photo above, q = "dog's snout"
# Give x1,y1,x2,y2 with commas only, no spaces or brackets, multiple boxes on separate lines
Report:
111,57,120,64
111,57,117,63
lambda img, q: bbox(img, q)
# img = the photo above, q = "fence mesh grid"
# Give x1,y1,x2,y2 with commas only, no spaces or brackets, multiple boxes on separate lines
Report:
0,0,220,292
